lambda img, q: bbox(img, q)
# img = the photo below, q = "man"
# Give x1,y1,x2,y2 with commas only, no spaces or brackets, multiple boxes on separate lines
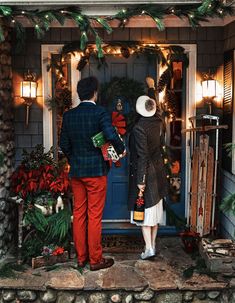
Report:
60,77,125,271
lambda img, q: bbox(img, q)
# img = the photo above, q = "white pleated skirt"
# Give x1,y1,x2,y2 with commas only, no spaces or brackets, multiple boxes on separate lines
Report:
130,199,165,227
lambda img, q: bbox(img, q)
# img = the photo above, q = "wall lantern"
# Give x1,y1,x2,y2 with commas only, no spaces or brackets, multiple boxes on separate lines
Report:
21,70,37,127
201,73,217,114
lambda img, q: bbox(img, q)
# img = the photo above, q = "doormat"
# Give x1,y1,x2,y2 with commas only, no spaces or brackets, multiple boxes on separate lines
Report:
102,235,144,253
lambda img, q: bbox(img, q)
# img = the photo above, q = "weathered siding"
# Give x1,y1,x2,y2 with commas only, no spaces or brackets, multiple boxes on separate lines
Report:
220,20,235,239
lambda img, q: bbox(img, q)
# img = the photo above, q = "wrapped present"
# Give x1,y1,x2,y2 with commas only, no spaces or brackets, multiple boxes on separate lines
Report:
91,131,107,148
101,142,120,163
91,112,126,164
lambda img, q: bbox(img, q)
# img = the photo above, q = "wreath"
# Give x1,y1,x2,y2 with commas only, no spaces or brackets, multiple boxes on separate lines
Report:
100,77,145,131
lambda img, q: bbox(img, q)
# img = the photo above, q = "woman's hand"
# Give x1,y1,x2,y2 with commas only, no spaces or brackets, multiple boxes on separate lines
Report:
137,184,146,192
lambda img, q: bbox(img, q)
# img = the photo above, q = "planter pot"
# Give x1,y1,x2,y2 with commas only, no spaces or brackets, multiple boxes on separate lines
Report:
32,251,69,269
179,231,200,253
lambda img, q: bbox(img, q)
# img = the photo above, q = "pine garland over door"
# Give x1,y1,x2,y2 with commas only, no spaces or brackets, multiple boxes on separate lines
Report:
0,0,234,53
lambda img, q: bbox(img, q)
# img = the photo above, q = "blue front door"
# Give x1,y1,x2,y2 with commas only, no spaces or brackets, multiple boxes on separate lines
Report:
82,54,156,222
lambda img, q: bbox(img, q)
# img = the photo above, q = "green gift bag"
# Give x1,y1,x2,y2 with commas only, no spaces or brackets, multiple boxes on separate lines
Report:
91,131,107,148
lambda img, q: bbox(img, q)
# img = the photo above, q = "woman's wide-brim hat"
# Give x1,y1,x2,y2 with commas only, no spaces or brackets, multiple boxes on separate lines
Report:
136,95,156,117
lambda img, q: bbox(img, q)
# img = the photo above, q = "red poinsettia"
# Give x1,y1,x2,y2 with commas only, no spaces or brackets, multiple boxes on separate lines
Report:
11,164,70,200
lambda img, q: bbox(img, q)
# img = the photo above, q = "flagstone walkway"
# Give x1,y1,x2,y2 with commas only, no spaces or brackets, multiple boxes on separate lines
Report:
0,237,234,303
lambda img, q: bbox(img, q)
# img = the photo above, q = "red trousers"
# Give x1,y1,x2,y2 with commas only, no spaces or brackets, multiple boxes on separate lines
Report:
71,176,107,265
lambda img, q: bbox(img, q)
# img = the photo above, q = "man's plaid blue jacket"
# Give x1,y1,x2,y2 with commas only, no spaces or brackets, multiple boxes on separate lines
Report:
60,102,125,178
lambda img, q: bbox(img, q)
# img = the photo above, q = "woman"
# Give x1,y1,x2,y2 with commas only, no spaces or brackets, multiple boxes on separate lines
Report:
128,95,168,260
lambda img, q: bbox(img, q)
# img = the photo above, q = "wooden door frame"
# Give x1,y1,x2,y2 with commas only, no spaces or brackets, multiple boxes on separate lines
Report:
41,43,197,221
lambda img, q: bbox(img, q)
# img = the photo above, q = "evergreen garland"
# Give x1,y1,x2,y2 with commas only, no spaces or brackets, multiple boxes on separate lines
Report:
0,1,233,53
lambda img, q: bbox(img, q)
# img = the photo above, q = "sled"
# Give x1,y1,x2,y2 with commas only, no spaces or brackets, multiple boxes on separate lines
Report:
190,135,214,236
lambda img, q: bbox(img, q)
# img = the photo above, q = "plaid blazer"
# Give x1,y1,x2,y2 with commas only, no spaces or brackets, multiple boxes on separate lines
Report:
60,102,125,178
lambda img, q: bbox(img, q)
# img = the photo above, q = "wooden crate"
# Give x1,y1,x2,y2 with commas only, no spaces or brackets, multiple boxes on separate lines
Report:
199,239,235,273
32,251,69,269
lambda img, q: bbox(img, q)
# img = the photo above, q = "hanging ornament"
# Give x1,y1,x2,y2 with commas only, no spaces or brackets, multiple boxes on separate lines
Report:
120,46,130,58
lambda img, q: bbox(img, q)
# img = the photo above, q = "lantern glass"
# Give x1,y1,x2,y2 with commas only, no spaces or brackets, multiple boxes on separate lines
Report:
202,79,216,98
21,80,37,98
30,82,37,98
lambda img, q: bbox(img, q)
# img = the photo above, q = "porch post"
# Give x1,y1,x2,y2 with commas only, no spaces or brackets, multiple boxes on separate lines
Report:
0,20,16,259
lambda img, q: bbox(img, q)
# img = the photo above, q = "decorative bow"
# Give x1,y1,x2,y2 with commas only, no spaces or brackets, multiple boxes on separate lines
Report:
112,112,126,135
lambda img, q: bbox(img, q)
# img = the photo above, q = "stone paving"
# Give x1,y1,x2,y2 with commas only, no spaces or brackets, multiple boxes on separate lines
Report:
0,237,233,291
0,237,234,303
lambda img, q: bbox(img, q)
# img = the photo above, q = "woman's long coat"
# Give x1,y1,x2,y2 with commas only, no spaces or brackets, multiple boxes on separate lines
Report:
128,116,169,211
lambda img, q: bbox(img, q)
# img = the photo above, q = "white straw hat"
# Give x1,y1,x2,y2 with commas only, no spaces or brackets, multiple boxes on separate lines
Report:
136,95,156,117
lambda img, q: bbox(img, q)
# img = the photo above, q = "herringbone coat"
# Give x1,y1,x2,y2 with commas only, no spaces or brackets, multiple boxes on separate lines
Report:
60,102,125,178
128,116,169,210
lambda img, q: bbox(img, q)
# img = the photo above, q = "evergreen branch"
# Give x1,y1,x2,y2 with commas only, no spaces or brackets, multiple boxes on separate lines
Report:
24,206,48,233
95,34,104,58
14,21,26,52
80,31,88,51
46,208,71,243
224,142,235,157
50,11,66,25
92,17,112,34
0,5,12,16
220,193,235,213
0,25,4,42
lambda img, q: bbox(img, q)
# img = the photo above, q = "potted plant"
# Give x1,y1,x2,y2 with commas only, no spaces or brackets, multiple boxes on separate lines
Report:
179,229,200,253
10,145,71,266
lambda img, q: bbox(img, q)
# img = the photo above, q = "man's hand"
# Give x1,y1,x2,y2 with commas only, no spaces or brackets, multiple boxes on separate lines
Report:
146,77,155,89
119,149,127,158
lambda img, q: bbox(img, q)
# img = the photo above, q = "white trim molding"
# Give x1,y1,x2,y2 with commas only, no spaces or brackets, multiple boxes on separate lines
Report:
41,44,81,151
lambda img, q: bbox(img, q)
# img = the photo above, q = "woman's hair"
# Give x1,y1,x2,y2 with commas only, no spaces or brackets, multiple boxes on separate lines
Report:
77,76,99,101
145,99,155,112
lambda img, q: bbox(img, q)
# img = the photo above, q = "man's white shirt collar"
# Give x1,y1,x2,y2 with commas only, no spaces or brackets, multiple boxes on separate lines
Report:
81,100,96,105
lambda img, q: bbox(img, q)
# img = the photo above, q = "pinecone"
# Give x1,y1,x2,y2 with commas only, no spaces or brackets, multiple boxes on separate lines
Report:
157,68,172,93
59,88,72,110
121,46,130,58
77,55,89,71
165,90,177,117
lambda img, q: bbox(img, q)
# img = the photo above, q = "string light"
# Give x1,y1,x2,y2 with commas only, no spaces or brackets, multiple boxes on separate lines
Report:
35,24,39,29
171,8,175,14
123,19,127,24
219,9,223,14
122,9,126,13
141,10,146,14
21,10,25,14
190,14,194,18
45,15,49,19
208,4,212,8
60,10,65,14
11,19,15,23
